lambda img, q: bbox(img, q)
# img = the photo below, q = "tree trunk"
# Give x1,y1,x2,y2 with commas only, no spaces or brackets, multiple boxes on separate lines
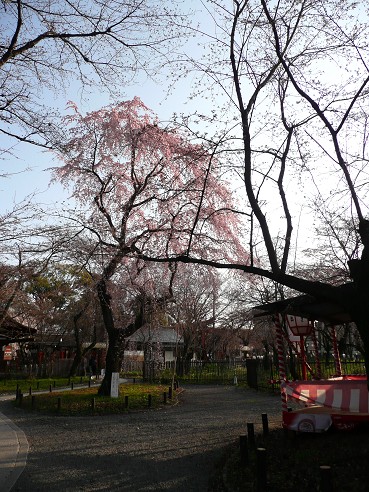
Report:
98,329,122,395
69,345,83,377
97,278,123,396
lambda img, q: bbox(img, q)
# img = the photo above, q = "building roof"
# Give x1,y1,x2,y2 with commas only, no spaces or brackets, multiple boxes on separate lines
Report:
0,313,37,344
253,294,352,325
126,325,183,346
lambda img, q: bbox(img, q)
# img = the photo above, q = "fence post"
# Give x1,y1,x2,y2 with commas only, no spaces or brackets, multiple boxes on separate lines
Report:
168,386,172,399
261,413,269,436
320,465,333,492
246,359,259,389
247,422,256,448
163,392,167,404
256,448,267,491
239,435,248,465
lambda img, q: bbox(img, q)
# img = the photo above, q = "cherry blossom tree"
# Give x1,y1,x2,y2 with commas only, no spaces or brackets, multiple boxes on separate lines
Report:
53,97,245,394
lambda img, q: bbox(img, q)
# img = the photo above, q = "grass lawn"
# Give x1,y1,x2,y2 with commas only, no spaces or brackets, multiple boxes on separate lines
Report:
0,376,94,395
13,382,178,415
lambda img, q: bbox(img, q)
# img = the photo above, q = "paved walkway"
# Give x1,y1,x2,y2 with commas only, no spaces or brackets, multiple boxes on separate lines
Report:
0,395,29,492
0,386,281,491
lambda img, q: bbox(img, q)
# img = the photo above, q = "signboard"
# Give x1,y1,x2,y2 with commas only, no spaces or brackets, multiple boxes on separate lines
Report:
3,345,12,361
110,372,120,398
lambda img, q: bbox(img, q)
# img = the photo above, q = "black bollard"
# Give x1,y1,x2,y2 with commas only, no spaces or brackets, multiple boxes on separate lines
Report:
239,435,248,465
261,413,269,436
163,392,167,404
320,465,333,492
247,422,256,448
256,448,267,491
125,395,129,408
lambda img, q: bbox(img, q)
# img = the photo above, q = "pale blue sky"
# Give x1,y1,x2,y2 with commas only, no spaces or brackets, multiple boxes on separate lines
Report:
1,0,211,213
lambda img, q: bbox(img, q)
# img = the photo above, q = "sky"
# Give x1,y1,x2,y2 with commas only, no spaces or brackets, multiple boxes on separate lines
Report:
0,0,207,214
2,0,363,264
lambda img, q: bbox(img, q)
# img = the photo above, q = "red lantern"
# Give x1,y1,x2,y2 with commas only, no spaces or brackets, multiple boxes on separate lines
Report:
286,315,313,337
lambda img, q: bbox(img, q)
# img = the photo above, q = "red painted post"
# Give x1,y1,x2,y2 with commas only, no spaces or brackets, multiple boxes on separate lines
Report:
273,315,288,412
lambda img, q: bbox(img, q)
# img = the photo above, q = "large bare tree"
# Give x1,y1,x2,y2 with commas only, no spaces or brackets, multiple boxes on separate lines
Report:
136,1,369,374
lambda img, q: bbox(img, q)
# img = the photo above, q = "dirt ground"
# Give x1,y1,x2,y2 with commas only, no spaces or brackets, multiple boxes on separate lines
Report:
1,385,281,492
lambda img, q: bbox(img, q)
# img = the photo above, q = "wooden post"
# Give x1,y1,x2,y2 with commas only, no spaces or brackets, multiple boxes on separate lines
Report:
29,386,32,396
168,386,173,399
320,465,333,492
256,448,267,491
71,382,74,390
247,422,256,448
163,392,167,404
49,384,52,393
88,377,91,388
262,413,269,436
239,435,248,465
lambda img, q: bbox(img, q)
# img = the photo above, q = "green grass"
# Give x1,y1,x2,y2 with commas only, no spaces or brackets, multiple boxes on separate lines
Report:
14,383,178,415
0,376,93,395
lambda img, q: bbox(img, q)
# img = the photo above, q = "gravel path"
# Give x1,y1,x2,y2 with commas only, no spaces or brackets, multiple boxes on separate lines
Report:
1,385,281,492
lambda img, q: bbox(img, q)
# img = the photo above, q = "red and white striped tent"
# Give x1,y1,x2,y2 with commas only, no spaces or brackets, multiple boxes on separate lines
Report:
254,293,369,432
